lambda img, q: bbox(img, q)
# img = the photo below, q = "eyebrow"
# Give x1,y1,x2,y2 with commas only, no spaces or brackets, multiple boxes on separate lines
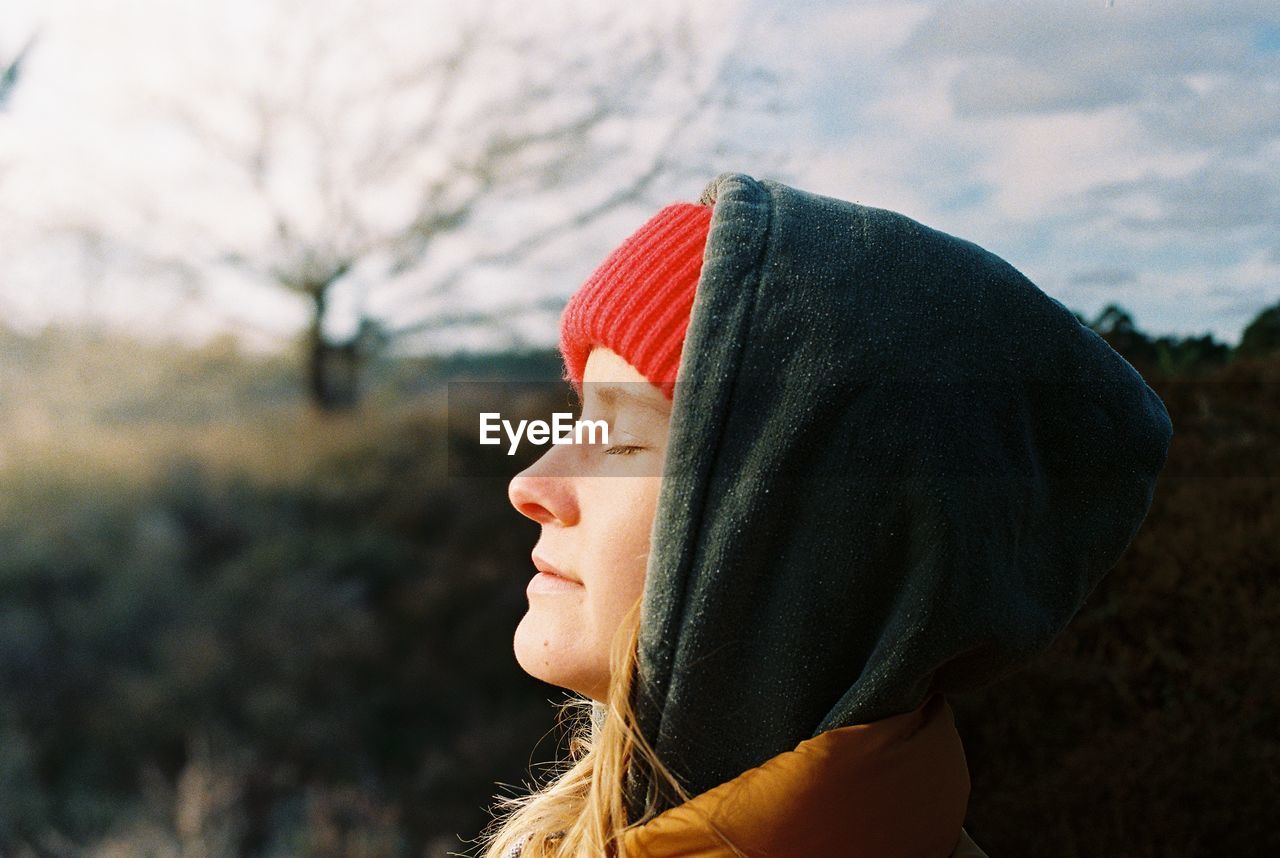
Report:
591,384,671,416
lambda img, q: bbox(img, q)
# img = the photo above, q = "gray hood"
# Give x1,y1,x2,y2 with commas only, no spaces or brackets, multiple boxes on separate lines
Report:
594,172,1173,819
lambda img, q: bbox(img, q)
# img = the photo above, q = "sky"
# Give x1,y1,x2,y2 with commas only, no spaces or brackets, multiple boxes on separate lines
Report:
1,0,1277,351
758,0,1280,347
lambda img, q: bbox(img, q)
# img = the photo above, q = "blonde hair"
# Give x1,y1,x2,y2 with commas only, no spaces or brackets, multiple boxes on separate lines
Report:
468,596,745,857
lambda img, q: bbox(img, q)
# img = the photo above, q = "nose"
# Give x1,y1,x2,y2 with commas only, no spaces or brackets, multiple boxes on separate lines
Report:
508,455,578,526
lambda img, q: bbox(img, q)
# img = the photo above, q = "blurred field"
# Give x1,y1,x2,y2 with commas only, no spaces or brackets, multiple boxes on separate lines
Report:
0,322,1276,856
0,326,570,856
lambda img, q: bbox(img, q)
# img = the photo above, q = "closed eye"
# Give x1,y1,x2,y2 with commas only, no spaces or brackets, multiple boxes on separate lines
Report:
604,444,645,455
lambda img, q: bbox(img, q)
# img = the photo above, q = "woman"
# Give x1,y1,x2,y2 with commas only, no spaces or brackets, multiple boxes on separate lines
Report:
481,172,1173,857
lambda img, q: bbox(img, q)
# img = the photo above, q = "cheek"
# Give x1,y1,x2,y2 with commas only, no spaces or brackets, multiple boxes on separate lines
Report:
589,479,661,605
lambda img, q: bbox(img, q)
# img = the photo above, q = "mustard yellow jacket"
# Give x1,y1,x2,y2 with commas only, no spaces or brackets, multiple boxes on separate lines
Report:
617,694,985,857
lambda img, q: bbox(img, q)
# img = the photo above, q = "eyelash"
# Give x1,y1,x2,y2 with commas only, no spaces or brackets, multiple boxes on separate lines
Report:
604,444,645,456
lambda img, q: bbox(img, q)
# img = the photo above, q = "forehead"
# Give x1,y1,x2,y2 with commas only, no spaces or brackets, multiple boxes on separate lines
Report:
582,347,670,414
584,346,647,383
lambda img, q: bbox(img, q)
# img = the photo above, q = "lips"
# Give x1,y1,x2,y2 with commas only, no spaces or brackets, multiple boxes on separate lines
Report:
531,551,582,584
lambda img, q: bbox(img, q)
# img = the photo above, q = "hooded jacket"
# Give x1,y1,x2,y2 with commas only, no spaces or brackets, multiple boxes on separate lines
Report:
614,693,985,856
526,171,1173,855
503,695,984,857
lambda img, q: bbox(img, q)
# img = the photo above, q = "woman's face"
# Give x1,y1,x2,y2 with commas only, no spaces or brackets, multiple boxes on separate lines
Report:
507,346,672,701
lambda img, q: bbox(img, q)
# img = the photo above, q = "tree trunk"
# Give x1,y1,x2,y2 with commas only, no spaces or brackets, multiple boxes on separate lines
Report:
307,289,341,411
306,287,364,412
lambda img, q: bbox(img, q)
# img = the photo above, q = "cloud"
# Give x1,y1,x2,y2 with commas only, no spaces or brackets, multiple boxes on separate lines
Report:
948,59,1144,116
1135,70,1280,155
898,0,1280,123
784,0,1280,346
1070,267,1138,288
1081,160,1280,233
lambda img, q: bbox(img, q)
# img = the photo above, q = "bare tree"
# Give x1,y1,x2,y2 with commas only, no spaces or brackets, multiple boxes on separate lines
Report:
0,31,37,329
103,0,784,410
0,32,36,111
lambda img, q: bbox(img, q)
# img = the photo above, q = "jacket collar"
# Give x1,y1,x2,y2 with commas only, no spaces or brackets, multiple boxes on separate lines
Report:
619,694,970,857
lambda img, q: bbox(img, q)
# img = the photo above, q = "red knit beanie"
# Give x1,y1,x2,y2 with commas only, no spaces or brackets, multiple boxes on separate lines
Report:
558,201,713,401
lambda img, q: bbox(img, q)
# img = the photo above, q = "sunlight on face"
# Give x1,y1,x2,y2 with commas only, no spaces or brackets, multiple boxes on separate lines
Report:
507,346,672,701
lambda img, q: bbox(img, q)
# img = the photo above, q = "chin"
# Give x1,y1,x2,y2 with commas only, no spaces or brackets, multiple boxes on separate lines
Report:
513,613,602,698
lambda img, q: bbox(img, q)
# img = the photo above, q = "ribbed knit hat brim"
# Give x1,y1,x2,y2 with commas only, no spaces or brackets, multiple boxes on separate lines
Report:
558,202,713,400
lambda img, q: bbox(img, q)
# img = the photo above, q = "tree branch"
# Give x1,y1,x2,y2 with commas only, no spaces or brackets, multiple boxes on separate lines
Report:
382,27,738,340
